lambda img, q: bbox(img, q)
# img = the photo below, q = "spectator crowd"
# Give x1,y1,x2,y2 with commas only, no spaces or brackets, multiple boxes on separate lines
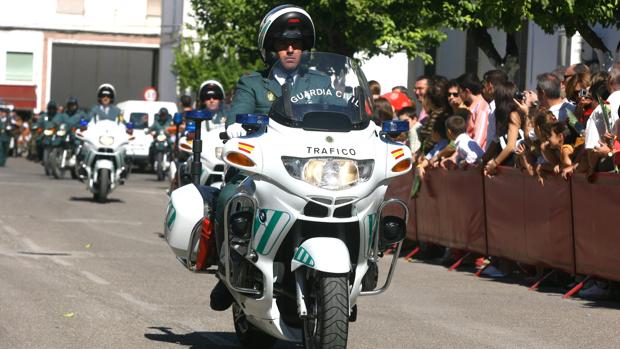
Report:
370,61,620,300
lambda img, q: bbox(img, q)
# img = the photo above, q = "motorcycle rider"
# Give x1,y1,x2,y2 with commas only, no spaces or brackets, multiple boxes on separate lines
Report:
88,84,122,123
52,97,87,128
36,101,58,164
198,80,228,125
209,4,317,311
148,107,173,165
0,104,10,166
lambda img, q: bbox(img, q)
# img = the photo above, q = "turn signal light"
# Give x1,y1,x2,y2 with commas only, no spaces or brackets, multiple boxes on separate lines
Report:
226,152,255,167
391,159,411,172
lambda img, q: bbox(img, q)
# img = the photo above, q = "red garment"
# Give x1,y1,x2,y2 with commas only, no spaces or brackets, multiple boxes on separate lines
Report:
382,91,412,112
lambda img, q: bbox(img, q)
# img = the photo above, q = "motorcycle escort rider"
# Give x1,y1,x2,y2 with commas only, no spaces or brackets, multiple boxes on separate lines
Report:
148,107,173,163
208,4,320,312
34,101,58,161
198,80,228,126
52,97,87,128
88,84,122,123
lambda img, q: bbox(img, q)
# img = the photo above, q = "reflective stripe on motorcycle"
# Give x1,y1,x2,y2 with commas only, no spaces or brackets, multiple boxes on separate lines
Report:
253,209,291,255
166,202,176,229
364,213,377,254
293,246,315,267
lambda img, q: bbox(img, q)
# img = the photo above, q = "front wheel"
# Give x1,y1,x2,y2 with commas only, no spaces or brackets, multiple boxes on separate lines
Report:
51,148,66,179
42,147,52,176
94,168,110,203
303,273,349,349
155,152,164,181
232,303,276,349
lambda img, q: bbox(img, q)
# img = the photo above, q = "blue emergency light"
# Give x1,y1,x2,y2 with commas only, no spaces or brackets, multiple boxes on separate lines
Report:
173,112,183,125
186,109,212,121
236,114,269,126
125,122,134,130
382,120,409,133
79,119,89,128
185,122,196,133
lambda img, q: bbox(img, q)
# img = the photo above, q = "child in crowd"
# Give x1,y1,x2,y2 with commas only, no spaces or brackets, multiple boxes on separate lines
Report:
416,115,450,179
441,115,484,169
396,107,421,153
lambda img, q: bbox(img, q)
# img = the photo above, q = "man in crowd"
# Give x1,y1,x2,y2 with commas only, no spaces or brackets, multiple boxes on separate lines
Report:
414,75,429,122
457,73,491,150
0,105,10,166
536,73,575,122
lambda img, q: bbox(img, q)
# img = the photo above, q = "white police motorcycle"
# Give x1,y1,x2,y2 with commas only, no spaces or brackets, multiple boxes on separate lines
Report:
76,119,132,203
164,53,412,348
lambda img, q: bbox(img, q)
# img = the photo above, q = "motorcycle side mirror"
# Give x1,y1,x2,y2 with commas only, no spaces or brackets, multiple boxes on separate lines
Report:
173,112,183,125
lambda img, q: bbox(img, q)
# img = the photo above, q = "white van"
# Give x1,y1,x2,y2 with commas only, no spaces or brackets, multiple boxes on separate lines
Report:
117,100,178,168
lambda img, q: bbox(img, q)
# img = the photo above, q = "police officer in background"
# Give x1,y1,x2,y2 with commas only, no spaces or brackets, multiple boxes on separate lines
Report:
88,84,122,123
210,4,318,311
52,97,86,128
225,4,316,137
198,80,227,125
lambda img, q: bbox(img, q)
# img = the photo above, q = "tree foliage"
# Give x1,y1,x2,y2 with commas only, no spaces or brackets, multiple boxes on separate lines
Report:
174,0,620,92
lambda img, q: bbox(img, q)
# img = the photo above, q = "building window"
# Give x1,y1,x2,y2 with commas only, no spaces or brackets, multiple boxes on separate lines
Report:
146,0,161,17
57,0,84,15
6,52,33,81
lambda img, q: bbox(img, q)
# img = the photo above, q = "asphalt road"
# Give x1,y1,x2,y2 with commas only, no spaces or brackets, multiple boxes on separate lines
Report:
0,158,619,349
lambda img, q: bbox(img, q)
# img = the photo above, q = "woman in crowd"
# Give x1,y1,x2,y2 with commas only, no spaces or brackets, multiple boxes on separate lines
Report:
373,96,394,125
447,79,467,114
417,76,451,156
484,81,525,176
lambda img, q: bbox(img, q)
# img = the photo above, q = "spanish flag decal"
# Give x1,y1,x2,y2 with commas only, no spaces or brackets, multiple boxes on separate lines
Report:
238,142,255,154
391,148,404,160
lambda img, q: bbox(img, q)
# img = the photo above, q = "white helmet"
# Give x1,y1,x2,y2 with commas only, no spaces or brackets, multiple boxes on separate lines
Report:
198,80,225,102
258,5,315,64
97,83,116,101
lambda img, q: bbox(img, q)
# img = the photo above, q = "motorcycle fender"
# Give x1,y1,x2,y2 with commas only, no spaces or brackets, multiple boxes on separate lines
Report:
94,159,114,171
164,184,204,259
291,237,350,273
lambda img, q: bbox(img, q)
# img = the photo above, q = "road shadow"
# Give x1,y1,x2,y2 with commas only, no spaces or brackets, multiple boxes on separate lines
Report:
154,232,165,239
69,196,125,204
144,327,301,349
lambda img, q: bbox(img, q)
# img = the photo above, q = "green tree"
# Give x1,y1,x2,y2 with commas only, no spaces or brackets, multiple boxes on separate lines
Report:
175,0,480,92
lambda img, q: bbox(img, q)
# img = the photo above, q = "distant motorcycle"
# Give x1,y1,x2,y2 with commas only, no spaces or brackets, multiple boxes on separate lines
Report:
152,129,172,181
75,120,132,203
49,123,78,179
41,124,56,176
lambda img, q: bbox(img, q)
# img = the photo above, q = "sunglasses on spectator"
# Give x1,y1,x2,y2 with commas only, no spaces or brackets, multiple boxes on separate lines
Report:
448,92,459,97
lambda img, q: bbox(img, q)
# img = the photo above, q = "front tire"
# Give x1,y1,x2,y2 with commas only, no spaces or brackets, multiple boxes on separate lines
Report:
51,148,66,179
95,168,110,203
303,273,349,349
156,152,164,181
43,148,52,176
232,303,276,349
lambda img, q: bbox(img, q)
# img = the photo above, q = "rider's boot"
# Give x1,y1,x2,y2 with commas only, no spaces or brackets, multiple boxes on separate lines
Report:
210,279,233,311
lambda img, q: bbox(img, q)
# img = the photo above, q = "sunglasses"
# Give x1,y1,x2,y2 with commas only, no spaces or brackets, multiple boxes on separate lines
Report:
448,92,459,97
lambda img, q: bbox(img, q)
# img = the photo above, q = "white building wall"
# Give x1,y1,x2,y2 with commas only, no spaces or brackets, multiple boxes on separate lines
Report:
435,30,466,79
0,31,45,108
358,52,409,95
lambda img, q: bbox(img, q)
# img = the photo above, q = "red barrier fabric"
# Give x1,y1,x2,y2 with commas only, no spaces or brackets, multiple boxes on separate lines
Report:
572,173,620,281
485,167,574,273
385,173,417,241
416,168,486,254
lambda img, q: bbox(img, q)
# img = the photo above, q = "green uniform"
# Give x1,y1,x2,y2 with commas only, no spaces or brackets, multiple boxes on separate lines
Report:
51,110,86,129
88,104,122,123
227,68,331,126
150,118,172,133
0,117,10,166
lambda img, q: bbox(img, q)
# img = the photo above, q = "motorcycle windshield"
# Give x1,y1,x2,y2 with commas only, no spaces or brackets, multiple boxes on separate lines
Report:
268,52,373,131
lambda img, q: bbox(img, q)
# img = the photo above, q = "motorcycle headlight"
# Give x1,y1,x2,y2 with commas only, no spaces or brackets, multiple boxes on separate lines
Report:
156,134,167,142
56,130,67,137
43,129,54,136
215,147,223,160
99,135,114,146
282,157,374,190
